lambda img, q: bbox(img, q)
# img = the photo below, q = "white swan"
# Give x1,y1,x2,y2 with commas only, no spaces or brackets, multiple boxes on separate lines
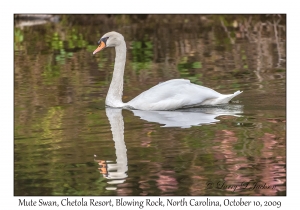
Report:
93,31,242,111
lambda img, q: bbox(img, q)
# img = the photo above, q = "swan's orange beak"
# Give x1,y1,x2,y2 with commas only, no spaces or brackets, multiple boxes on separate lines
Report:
93,41,106,55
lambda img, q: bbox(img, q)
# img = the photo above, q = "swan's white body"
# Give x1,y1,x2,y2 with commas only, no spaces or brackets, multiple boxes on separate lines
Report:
94,31,242,111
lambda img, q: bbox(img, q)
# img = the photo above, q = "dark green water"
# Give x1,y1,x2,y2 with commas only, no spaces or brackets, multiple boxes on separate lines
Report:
14,14,286,196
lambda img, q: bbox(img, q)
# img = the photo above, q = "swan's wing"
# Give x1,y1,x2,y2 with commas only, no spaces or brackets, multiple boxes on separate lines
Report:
127,79,223,110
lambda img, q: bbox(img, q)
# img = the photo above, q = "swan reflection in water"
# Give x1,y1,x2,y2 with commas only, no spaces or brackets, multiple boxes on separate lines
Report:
94,108,128,190
131,104,243,128
95,105,243,190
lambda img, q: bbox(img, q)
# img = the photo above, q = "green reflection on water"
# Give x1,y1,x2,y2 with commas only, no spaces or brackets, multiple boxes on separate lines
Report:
131,39,153,72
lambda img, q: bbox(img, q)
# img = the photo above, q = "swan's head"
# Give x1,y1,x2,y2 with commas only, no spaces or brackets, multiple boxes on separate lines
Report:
93,31,124,55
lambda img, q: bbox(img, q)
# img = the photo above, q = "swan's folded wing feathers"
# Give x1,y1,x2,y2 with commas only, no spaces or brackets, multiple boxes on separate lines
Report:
127,79,225,110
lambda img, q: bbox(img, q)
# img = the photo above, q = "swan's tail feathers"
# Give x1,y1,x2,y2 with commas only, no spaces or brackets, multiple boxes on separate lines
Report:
200,90,243,105
222,90,243,103
234,90,243,95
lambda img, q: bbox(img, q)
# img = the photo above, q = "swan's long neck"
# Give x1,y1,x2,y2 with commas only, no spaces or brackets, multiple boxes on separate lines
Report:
106,41,127,107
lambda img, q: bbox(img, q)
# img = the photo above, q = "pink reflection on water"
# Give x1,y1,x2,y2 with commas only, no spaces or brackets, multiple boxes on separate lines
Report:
156,170,178,195
257,133,286,195
209,129,286,195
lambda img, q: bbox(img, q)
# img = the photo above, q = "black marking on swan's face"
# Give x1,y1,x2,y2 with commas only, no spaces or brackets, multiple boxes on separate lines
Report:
98,37,109,45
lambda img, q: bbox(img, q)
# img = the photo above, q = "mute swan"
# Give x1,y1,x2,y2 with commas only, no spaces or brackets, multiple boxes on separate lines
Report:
93,31,242,111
